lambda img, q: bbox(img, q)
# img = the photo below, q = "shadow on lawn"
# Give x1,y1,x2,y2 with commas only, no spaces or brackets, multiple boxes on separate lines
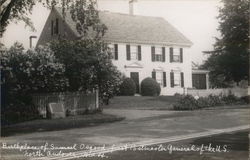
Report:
1,113,124,137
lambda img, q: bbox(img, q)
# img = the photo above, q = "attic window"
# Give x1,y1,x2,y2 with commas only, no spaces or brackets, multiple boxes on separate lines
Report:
51,20,54,36
55,18,59,34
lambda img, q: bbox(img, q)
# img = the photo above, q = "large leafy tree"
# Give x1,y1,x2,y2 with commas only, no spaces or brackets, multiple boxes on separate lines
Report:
50,39,122,104
202,0,249,87
0,0,105,38
1,42,69,124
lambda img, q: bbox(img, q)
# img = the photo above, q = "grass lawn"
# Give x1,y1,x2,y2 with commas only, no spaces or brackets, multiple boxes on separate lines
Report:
104,96,180,110
1,113,124,137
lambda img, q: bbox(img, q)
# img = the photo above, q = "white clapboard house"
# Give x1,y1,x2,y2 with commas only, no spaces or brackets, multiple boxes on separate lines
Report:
37,2,193,95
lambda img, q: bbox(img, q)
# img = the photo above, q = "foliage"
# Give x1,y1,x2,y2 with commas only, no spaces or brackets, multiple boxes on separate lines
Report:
1,0,105,37
1,42,68,124
0,0,36,36
202,0,249,87
119,78,136,96
1,42,68,94
67,0,107,39
49,39,122,104
1,0,106,38
173,93,248,110
1,102,41,125
173,95,199,110
141,77,161,96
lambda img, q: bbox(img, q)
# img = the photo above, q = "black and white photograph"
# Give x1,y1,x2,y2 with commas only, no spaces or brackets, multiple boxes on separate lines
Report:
0,0,249,159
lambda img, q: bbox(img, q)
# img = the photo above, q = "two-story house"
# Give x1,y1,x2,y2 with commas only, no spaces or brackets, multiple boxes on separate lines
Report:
37,6,193,95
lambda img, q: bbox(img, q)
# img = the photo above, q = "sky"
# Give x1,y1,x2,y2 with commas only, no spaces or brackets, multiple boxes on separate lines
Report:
1,0,221,64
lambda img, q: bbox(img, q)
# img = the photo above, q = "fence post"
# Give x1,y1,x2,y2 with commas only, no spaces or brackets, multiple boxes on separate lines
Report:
95,89,99,109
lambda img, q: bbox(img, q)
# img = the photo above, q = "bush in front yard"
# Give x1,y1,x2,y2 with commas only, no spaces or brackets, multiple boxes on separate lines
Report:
173,93,249,111
196,97,212,108
141,77,161,96
173,95,199,110
119,78,136,96
241,96,250,104
206,95,223,106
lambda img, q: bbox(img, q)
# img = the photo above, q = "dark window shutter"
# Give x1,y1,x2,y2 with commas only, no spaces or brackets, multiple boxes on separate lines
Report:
114,44,118,60
55,18,59,34
152,71,156,80
163,72,166,87
181,72,184,87
180,48,183,63
170,72,174,88
126,45,131,60
151,46,155,62
138,45,141,61
170,47,173,63
162,47,165,62
51,20,54,36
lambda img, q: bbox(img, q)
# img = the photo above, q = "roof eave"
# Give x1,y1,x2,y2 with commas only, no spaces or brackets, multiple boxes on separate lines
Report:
103,38,193,47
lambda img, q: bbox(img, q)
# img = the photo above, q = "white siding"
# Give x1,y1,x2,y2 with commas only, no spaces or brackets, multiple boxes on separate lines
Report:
110,42,192,95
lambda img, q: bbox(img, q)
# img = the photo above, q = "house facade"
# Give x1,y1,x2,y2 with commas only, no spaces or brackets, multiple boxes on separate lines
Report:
37,7,193,95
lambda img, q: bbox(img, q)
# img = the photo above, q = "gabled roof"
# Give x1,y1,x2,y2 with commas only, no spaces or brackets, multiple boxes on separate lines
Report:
55,7,193,47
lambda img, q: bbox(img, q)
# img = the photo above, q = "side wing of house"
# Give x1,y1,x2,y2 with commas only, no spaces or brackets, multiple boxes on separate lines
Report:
36,8,77,47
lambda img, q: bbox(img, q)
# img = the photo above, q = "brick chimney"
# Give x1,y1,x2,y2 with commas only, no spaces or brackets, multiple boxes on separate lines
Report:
129,0,137,15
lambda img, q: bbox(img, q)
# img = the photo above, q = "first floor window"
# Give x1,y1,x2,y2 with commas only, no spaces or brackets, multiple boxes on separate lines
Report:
152,71,167,87
156,72,163,86
170,71,184,88
174,72,181,86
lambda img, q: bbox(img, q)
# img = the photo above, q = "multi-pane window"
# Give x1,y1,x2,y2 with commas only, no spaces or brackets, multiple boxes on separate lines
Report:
174,72,181,86
173,48,180,62
155,47,163,62
109,45,115,58
130,45,138,60
109,44,118,60
170,47,183,63
170,71,184,88
156,72,163,86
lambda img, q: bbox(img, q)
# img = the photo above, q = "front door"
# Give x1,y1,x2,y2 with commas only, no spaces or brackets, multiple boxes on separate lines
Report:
130,72,139,93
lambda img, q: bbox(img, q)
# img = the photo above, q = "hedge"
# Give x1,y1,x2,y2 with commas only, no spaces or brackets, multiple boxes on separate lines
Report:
119,78,136,96
141,77,161,96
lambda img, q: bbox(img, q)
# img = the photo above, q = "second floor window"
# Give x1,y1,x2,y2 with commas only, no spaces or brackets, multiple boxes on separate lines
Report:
131,46,138,60
173,48,180,62
151,46,165,62
109,44,118,60
126,45,141,61
170,47,183,63
155,47,163,62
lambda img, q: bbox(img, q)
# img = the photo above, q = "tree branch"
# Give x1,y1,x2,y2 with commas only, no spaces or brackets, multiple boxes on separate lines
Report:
0,0,16,30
